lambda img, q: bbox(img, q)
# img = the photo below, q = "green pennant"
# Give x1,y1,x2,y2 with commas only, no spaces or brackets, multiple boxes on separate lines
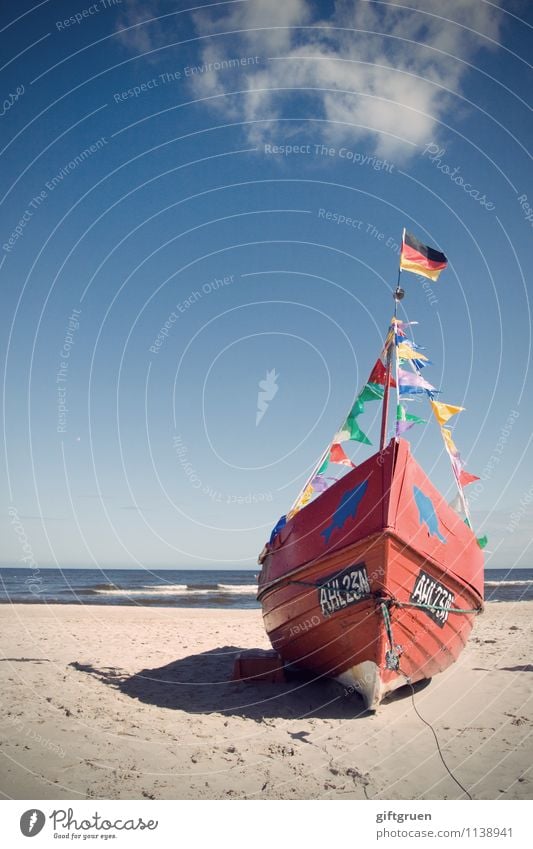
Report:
476,535,488,549
346,414,371,444
396,403,425,424
349,396,366,418
358,382,384,404
317,452,330,475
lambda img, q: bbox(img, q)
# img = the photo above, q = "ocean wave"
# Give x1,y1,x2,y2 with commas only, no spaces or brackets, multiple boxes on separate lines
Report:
90,583,257,596
485,580,533,587
217,584,258,593
92,585,188,596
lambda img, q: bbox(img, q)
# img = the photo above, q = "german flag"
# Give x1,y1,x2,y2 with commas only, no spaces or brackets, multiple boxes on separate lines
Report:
400,230,448,281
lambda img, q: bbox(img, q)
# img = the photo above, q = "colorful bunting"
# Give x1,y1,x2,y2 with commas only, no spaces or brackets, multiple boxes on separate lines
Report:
438,424,480,534
430,401,465,427
285,295,485,546
330,443,356,467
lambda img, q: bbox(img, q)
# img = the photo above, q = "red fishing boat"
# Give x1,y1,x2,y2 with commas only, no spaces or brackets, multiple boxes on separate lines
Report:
257,231,485,710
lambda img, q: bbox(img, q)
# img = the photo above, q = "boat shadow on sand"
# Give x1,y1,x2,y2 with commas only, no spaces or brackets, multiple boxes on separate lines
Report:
70,647,429,721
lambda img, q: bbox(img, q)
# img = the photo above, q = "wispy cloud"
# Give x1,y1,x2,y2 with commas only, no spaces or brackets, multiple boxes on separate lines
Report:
185,0,504,156
115,0,167,55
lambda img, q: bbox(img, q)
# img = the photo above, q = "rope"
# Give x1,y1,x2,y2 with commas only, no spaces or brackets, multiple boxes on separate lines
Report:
401,670,473,801
380,602,394,647
396,600,482,615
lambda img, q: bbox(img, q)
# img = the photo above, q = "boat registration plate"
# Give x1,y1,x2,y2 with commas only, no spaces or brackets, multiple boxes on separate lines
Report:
410,569,455,627
318,563,371,617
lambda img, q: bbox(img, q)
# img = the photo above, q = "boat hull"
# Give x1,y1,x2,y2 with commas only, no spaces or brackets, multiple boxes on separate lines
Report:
258,439,484,709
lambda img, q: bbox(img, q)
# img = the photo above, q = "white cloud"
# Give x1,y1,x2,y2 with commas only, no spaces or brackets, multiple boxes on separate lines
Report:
115,0,166,55
187,0,504,157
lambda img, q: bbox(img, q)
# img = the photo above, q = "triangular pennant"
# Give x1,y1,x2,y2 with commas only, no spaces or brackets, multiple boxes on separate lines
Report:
310,475,336,493
397,342,429,362
459,470,480,487
430,401,465,427
346,416,371,444
412,358,431,370
396,420,416,435
451,453,465,477
448,493,466,518
287,483,315,519
330,443,356,467
333,426,350,443
397,368,436,392
350,396,366,418
441,427,459,456
297,484,314,508
358,382,384,403
269,514,287,544
476,535,488,549
317,452,330,475
399,385,440,397
397,404,425,425
368,359,396,387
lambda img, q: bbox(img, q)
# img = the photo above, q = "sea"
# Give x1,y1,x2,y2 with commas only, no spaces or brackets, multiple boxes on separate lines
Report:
0,567,532,608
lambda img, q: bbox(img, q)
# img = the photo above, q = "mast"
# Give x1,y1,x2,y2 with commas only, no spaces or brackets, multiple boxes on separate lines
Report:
379,270,404,452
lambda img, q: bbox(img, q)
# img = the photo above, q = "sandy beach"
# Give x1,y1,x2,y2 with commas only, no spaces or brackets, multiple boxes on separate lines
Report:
0,602,531,800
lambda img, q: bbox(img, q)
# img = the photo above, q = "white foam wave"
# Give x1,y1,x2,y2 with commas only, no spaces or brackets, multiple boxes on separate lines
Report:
93,585,188,596
93,583,257,596
485,580,533,587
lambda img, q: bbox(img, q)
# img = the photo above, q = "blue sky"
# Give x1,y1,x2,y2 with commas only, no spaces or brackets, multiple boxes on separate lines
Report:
1,0,532,569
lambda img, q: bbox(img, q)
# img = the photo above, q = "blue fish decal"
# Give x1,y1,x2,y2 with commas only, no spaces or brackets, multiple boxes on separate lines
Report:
321,480,368,544
413,486,446,543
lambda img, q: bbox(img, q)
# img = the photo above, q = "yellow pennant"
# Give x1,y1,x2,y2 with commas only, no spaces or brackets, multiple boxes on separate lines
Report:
288,483,314,518
441,427,458,456
430,401,464,427
396,342,428,361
